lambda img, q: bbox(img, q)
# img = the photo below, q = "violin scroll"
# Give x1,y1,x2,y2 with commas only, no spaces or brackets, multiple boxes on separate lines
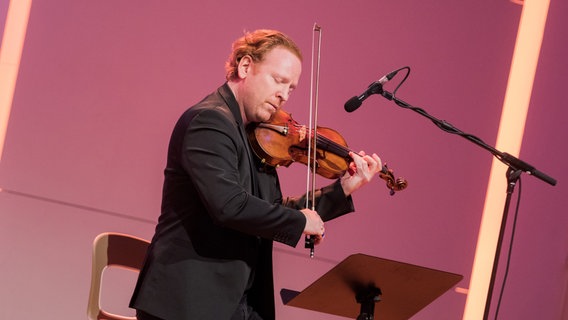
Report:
379,164,408,196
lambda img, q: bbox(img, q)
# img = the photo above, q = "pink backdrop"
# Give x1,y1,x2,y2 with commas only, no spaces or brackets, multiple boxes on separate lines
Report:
1,0,567,319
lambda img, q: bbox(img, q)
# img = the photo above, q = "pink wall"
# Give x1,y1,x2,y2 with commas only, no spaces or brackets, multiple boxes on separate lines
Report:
1,1,566,319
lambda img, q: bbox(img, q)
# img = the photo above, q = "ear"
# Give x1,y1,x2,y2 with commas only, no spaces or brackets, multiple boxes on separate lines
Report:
237,55,253,79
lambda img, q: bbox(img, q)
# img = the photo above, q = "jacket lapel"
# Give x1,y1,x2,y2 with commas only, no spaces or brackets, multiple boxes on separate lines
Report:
218,83,260,197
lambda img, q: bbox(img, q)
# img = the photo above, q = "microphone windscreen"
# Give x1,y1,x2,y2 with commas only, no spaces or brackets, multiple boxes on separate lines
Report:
344,97,362,113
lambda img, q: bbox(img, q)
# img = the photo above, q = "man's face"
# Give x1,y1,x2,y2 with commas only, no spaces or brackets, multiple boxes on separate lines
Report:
239,46,302,124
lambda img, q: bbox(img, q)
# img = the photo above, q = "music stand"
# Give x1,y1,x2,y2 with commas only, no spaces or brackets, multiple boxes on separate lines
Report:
281,253,463,319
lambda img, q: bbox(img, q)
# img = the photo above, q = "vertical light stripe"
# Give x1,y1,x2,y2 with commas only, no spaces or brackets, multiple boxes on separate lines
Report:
0,0,32,162
463,0,550,319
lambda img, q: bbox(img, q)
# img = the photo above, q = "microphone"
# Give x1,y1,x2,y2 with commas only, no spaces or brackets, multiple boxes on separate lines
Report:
344,70,398,112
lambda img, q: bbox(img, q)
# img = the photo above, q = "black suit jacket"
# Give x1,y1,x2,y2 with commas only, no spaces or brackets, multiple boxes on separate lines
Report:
130,83,354,320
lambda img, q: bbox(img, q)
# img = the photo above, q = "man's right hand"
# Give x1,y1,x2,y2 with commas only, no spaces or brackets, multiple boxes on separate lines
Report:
301,208,325,245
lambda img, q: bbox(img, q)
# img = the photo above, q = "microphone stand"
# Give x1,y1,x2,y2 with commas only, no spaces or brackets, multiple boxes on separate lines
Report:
378,89,557,319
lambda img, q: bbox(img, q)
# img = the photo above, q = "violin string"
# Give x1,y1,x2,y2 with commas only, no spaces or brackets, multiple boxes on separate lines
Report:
315,133,350,158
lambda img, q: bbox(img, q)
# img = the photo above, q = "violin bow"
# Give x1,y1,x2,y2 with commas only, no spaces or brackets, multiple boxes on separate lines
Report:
305,23,323,258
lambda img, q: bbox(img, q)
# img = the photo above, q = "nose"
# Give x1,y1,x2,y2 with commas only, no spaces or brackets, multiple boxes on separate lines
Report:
277,88,290,104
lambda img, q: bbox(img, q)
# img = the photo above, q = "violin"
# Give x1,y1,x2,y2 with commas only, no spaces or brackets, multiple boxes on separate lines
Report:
246,109,408,195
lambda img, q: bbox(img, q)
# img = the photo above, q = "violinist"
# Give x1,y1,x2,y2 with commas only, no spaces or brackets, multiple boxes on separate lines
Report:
130,29,382,320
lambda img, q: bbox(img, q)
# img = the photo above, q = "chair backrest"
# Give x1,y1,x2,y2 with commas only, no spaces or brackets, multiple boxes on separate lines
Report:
87,232,150,320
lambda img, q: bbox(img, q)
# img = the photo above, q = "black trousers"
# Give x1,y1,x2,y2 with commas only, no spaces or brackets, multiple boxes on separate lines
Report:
230,295,264,320
136,309,163,320
135,297,263,320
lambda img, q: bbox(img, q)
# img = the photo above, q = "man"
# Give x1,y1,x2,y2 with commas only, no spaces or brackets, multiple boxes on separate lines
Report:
130,29,381,320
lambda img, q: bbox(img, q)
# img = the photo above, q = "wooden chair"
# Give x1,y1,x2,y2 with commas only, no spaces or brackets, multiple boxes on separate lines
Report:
87,232,149,320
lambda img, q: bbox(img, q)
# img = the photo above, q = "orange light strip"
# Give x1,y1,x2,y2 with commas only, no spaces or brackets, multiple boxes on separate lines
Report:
0,0,32,162
463,0,550,319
